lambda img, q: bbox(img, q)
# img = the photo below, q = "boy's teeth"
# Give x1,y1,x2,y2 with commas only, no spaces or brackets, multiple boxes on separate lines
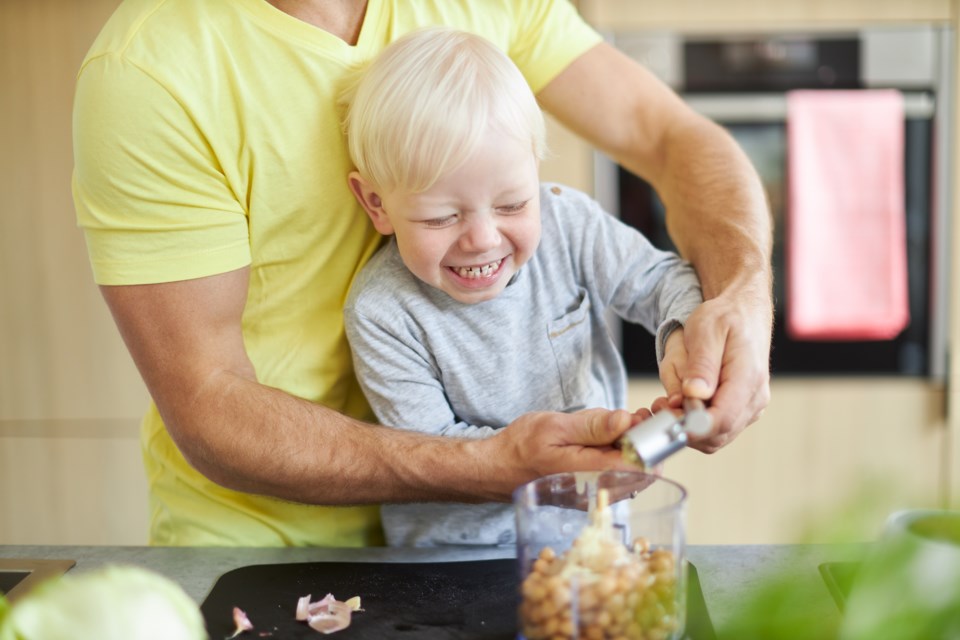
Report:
454,258,503,279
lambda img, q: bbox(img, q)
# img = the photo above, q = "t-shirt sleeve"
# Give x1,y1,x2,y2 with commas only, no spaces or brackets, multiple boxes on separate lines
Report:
507,0,604,94
73,54,251,285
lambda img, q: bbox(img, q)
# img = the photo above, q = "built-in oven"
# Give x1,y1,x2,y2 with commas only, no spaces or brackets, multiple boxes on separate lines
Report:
596,27,953,378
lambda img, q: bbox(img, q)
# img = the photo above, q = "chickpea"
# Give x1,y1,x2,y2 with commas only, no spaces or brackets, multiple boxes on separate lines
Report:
620,564,641,585
542,614,560,636
545,574,565,594
533,557,551,575
597,574,618,598
632,536,651,555
595,608,612,628
542,594,560,619
646,628,668,640
613,602,633,628
641,589,659,609
649,551,674,574
524,579,547,604
524,606,544,626
578,585,599,611
519,600,535,619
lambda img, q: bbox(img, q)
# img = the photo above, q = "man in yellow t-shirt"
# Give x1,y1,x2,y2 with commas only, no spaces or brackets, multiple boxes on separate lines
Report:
73,0,773,547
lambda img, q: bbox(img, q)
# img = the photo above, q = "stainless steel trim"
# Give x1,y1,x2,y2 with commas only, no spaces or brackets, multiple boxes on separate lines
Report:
684,91,935,123
862,26,938,87
930,27,954,382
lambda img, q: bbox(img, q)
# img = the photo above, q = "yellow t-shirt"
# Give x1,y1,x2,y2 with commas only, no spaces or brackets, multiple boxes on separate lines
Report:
73,0,603,546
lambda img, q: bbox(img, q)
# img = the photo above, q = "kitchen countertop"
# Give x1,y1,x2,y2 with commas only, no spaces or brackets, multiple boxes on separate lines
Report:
0,543,864,634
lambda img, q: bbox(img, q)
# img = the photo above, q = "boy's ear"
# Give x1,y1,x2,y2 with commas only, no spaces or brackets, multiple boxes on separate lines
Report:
348,172,394,235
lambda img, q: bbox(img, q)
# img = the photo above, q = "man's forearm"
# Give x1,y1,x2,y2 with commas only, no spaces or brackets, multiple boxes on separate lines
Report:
166,370,495,505
164,373,643,505
100,268,637,507
535,42,771,300
655,117,773,302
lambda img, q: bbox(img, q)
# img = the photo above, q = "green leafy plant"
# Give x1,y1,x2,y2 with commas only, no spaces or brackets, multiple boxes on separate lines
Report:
716,482,960,640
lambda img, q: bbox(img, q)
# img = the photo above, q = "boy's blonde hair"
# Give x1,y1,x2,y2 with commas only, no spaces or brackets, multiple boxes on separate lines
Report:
341,27,547,193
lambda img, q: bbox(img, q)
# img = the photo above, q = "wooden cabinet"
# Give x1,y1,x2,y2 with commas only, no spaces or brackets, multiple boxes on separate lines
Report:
1,0,957,545
579,0,953,31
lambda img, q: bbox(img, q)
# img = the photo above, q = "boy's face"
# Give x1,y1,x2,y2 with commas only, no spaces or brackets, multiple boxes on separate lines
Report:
351,129,542,304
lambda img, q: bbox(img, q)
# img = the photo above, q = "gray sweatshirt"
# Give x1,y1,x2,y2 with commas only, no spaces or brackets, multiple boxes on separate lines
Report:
343,183,702,547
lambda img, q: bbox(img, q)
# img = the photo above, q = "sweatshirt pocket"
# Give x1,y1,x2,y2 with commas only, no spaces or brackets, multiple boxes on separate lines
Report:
547,289,593,409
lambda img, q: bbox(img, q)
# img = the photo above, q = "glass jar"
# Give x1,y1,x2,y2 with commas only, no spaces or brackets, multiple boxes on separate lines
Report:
514,471,688,640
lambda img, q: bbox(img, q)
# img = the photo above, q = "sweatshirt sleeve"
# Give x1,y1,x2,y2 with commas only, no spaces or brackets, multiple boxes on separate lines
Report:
543,185,703,362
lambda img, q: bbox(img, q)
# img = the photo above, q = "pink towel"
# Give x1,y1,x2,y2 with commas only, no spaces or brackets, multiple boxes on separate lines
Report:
786,89,909,340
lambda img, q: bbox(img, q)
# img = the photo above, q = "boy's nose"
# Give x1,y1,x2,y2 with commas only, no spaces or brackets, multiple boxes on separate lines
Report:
460,215,501,252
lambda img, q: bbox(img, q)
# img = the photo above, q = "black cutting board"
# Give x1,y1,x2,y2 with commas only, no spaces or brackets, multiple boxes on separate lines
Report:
201,559,715,639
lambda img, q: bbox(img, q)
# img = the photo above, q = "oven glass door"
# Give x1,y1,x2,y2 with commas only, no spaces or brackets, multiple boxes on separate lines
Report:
617,110,933,377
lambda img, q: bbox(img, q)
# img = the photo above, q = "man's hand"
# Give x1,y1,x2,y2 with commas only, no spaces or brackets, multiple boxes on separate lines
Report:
653,289,771,453
473,408,645,500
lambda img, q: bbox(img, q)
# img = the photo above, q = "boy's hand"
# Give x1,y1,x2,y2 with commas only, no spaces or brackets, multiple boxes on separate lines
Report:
658,327,689,408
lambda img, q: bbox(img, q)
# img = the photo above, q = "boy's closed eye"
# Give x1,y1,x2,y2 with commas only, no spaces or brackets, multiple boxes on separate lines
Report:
496,199,531,214
421,214,460,228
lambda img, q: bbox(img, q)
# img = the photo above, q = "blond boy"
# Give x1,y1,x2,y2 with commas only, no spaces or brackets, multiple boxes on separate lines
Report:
342,28,702,546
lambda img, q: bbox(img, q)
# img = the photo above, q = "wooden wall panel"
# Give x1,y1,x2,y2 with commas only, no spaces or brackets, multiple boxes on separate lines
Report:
0,0,149,545
0,420,146,545
541,115,595,194
0,0,148,422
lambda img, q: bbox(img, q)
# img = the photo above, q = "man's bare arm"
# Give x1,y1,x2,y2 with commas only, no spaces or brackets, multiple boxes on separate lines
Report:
100,267,637,504
537,42,772,449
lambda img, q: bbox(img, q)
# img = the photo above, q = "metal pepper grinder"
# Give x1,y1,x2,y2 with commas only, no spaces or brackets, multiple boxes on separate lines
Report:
621,398,713,469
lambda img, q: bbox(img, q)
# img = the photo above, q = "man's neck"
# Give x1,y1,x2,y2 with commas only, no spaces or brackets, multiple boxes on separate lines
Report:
266,0,368,45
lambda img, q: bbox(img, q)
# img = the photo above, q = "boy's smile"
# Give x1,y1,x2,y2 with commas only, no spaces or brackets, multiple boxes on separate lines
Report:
449,257,505,281
351,128,542,304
